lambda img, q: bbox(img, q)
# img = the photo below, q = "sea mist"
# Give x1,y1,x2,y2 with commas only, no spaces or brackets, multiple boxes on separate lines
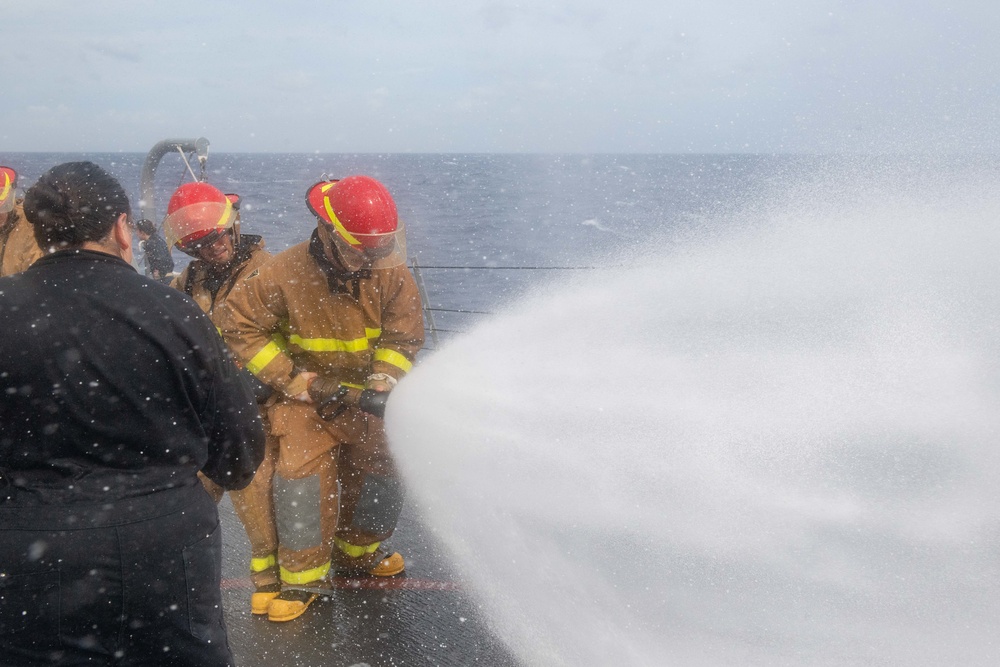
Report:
387,158,1000,666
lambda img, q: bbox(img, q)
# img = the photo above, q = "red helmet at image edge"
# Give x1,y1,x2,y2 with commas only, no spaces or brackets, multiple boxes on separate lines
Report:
306,175,397,248
0,167,16,213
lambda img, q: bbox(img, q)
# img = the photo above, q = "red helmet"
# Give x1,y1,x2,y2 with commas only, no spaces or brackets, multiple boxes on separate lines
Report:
0,166,16,214
306,175,397,249
162,182,237,253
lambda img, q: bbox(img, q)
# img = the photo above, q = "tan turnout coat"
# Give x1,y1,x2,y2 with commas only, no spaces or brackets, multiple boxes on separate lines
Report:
0,204,44,277
216,238,424,394
170,235,271,319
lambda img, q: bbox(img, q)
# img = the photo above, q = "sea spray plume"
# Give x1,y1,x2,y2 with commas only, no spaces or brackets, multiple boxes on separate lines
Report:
387,159,1000,666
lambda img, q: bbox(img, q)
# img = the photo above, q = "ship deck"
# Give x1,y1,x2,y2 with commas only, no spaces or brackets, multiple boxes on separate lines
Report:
218,497,519,667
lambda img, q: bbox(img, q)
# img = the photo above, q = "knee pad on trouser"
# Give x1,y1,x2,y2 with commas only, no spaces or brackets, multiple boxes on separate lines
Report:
273,474,323,552
349,473,404,538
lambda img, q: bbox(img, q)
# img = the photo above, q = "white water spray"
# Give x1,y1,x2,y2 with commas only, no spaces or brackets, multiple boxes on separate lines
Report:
388,160,1000,666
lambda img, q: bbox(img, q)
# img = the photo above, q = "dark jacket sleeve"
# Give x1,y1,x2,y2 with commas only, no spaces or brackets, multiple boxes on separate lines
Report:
196,325,266,491
148,235,175,275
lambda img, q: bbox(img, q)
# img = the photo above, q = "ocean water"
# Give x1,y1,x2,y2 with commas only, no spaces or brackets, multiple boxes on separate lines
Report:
7,150,1000,664
5,151,787,346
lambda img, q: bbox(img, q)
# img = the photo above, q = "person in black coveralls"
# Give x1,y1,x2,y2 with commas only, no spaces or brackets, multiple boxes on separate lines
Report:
0,162,265,667
135,217,175,282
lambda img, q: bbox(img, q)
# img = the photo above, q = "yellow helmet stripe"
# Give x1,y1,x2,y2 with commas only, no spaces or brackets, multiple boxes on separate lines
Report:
0,172,10,202
216,195,233,229
321,181,361,247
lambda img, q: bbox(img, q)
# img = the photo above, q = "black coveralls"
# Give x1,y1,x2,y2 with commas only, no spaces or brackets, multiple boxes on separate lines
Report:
0,250,265,666
140,231,175,281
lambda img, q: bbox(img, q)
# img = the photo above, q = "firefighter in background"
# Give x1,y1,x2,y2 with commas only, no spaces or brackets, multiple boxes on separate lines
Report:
162,182,282,616
216,175,424,622
0,166,44,276
135,218,175,282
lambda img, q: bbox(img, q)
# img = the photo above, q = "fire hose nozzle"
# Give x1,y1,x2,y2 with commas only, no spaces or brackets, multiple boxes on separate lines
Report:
309,377,390,420
357,389,389,419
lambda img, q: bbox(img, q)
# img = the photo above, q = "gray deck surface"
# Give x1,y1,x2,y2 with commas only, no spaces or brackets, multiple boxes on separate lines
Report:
218,497,521,667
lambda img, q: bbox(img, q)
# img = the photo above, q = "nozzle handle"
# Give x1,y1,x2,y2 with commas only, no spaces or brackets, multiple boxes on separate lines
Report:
357,389,389,419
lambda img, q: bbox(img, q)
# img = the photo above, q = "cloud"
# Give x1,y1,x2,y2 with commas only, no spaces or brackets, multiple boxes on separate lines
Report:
4,0,1000,153
81,40,143,64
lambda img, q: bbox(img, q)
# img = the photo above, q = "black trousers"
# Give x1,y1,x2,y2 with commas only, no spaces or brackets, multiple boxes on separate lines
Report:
0,484,233,666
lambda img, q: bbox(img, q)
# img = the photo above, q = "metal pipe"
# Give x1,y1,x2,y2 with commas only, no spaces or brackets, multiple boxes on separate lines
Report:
139,138,209,224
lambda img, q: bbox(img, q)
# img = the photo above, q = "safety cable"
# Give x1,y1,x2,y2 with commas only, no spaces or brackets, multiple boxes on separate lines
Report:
408,260,602,347
175,147,199,182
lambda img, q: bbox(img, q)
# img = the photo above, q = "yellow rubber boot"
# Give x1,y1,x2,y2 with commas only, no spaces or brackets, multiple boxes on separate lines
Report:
368,551,405,577
250,583,282,615
267,589,321,622
334,541,406,577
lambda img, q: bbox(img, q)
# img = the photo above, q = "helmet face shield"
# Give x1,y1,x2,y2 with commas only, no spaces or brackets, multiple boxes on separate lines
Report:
358,224,407,268
177,228,229,257
162,183,237,255
327,222,408,269
0,167,17,215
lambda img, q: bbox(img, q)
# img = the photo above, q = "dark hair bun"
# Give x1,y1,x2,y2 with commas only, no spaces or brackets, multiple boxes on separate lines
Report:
23,162,131,250
24,179,71,224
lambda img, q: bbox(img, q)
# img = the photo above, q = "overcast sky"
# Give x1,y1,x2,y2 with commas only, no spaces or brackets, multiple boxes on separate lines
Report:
4,1,998,153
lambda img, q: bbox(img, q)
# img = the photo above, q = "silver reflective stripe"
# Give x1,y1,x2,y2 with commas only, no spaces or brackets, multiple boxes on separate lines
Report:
273,474,323,551
351,474,404,537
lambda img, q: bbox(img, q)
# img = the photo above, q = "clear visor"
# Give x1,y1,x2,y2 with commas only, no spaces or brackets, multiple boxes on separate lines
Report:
0,177,13,215
177,228,230,257
331,223,408,269
162,200,236,249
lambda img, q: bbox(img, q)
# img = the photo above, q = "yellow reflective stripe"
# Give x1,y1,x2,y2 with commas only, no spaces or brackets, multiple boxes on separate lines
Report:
279,562,330,585
216,196,233,229
246,340,283,375
374,348,412,373
250,554,277,573
341,382,364,390
335,537,380,558
322,182,360,247
0,172,10,202
289,334,369,353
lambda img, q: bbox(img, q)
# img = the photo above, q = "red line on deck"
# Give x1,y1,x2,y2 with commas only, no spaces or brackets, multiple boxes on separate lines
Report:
222,576,460,591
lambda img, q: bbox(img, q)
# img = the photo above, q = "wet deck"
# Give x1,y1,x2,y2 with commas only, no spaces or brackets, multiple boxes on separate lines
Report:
218,497,520,667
